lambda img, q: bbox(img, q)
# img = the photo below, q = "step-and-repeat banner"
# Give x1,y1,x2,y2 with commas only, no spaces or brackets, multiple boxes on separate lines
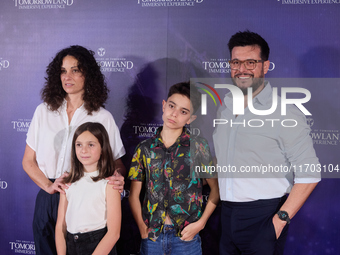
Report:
1,0,339,254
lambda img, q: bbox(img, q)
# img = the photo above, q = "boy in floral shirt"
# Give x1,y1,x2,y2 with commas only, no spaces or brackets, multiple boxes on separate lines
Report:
128,82,219,255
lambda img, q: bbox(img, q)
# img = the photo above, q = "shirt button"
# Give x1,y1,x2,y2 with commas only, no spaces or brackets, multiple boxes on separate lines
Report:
74,235,78,240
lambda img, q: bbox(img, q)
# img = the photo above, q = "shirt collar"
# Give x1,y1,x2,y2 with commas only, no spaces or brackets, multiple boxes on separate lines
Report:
61,99,86,112
153,126,190,148
254,81,272,106
84,170,99,178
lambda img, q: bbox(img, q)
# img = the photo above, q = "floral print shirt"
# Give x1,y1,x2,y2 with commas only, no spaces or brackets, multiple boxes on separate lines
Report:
128,127,213,241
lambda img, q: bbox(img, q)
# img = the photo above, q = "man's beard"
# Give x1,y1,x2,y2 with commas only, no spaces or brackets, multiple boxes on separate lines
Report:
231,72,265,96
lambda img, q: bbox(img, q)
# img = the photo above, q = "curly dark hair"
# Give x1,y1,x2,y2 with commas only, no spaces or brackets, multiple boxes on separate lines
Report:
41,45,109,114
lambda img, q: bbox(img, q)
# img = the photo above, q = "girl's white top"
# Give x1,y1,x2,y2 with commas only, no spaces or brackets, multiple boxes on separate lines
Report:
65,170,108,234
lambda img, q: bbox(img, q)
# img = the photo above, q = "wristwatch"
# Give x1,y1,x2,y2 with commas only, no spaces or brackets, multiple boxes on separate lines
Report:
277,210,290,224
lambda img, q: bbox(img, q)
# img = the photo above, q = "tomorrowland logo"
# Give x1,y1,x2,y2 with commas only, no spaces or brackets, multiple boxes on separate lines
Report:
137,0,204,7
202,59,275,73
281,0,340,5
268,62,275,71
13,0,74,7
12,119,31,132
9,241,35,254
137,0,203,3
0,180,8,189
0,58,10,70
96,48,134,73
306,117,314,127
97,48,106,57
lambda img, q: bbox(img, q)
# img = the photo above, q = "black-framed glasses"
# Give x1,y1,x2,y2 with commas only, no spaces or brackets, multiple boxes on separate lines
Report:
228,59,264,70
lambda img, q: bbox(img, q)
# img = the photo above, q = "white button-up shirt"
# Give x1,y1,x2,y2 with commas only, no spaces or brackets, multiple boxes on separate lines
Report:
213,82,321,202
26,101,125,179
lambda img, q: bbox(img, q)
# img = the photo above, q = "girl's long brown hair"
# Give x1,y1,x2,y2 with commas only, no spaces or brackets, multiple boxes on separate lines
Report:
64,122,116,183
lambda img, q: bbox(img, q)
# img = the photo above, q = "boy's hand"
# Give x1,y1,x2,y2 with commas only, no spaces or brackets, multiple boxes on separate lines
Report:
180,221,204,241
140,224,149,239
106,170,124,193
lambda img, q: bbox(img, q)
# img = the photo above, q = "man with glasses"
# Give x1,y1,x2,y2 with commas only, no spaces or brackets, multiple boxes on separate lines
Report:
213,30,320,255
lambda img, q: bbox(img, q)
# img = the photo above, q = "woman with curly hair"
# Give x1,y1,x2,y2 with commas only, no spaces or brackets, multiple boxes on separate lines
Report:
22,45,126,255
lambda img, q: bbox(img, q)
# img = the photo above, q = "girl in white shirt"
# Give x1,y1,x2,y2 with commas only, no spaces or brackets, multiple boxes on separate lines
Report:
56,122,121,255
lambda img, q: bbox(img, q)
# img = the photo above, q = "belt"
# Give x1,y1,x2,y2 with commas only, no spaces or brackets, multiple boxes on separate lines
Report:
222,195,287,208
163,224,175,232
67,227,107,242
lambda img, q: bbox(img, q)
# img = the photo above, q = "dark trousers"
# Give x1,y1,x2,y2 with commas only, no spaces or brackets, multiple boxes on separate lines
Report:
66,227,117,255
220,196,289,255
33,188,59,255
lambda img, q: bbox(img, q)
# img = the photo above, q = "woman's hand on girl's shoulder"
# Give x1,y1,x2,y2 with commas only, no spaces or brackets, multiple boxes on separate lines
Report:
106,171,124,193
47,172,70,195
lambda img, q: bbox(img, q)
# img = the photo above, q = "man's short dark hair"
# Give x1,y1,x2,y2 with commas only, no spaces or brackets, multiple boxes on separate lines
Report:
228,30,270,61
167,82,200,114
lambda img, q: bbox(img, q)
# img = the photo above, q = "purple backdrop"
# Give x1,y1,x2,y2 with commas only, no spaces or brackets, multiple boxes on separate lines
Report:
1,0,340,254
